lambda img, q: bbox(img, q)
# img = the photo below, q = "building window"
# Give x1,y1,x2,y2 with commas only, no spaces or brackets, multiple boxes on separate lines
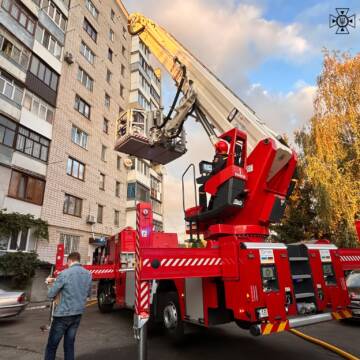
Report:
137,158,149,176
71,125,88,149
114,210,119,226
121,64,125,77
83,18,97,42
59,233,79,255
80,41,95,64
109,28,114,41
0,229,34,252
104,93,110,109
63,193,82,217
106,69,112,84
120,84,124,98
74,95,91,119
121,45,126,56
110,9,115,21
41,0,67,32
8,170,45,205
85,0,98,19
103,118,109,134
23,90,55,123
2,0,36,35
116,156,121,170
150,176,161,199
150,198,161,215
108,48,113,62
0,33,30,69
29,56,59,91
115,181,121,197
127,182,135,199
99,172,105,190
35,26,63,60
0,114,16,148
97,204,103,223
127,182,149,202
16,125,50,162
77,67,93,91
101,145,107,161
153,220,163,232
138,92,150,110
66,157,85,180
0,70,24,106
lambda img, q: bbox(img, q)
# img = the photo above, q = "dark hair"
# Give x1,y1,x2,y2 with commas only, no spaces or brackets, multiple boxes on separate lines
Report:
68,252,81,262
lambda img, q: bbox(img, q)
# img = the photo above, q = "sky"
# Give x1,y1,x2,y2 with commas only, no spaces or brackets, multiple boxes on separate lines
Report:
122,0,360,234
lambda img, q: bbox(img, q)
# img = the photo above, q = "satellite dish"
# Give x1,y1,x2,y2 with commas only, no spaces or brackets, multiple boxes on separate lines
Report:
124,158,133,168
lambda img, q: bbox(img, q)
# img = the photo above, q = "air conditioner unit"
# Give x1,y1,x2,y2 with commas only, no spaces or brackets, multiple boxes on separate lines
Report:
86,215,95,224
64,52,74,64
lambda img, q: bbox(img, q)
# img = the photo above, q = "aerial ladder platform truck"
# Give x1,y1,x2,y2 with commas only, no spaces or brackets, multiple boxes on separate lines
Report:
55,12,360,360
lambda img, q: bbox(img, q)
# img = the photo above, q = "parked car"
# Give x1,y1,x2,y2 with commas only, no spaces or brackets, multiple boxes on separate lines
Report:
346,270,360,319
0,289,28,318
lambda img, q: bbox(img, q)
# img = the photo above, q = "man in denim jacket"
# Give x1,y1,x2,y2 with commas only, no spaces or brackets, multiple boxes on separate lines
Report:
44,252,92,360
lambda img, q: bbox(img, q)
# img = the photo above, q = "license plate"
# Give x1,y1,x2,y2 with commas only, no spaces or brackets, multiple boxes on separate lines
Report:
258,308,268,318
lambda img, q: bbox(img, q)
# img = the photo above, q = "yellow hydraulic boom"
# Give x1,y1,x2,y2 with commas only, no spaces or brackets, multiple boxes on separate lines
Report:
122,13,292,179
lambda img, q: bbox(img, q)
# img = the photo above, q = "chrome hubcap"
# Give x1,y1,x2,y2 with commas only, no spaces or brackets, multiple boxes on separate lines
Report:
163,302,178,329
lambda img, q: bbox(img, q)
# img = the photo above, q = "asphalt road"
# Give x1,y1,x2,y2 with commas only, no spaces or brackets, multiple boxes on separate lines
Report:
0,304,359,360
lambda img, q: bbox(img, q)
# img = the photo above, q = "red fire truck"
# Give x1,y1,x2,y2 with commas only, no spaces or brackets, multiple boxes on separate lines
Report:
55,13,360,360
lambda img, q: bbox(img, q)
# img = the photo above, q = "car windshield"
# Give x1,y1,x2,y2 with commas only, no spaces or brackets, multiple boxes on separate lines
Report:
346,272,360,288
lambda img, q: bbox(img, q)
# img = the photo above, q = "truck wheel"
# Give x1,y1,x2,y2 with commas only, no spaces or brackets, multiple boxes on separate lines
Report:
97,286,114,313
161,291,184,343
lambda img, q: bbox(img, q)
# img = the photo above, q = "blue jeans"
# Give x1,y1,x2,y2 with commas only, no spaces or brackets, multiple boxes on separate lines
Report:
44,315,82,360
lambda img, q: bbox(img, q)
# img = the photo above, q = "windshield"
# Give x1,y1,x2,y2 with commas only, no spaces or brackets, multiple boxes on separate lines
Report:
346,272,360,288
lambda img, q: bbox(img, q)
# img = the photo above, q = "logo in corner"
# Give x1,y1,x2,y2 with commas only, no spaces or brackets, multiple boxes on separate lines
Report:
329,8,356,34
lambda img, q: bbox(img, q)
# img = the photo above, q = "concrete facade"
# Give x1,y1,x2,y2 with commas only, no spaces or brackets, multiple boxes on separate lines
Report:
39,0,131,264
0,0,131,264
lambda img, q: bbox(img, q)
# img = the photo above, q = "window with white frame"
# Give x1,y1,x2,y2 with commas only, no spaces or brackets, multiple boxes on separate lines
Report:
109,28,114,41
85,0,98,19
77,67,93,91
2,0,36,35
0,32,30,69
0,229,35,252
74,95,91,119
59,233,80,255
22,90,55,123
0,70,23,106
71,125,88,149
83,18,97,42
35,25,63,60
80,41,95,64
41,0,67,32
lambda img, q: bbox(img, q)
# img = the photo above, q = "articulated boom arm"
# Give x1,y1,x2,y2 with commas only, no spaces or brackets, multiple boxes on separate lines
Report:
128,13,292,178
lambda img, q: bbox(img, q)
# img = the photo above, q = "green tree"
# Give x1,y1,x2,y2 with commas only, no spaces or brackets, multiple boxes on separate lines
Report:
274,51,359,247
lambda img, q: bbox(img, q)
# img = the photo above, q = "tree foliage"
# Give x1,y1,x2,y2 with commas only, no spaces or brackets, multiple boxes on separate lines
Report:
0,252,39,288
0,210,49,240
277,51,359,247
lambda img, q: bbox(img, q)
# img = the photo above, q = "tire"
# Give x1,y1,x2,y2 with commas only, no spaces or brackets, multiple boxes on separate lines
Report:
159,291,184,343
97,283,114,313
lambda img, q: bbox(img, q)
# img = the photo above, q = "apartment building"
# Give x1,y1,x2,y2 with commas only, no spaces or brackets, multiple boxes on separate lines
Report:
38,0,131,263
0,0,131,264
0,0,65,253
126,36,164,231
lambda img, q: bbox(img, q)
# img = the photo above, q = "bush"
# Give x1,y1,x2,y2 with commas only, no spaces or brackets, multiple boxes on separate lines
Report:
0,252,39,288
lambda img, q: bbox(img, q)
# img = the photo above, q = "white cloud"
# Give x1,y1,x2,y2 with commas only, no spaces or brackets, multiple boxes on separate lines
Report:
244,82,317,137
124,0,309,88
